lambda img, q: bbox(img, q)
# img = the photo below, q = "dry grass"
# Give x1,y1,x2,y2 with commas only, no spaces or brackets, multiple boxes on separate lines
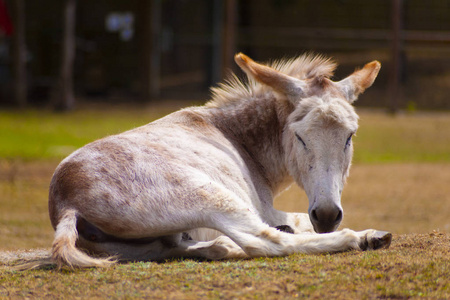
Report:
354,110,450,163
1,161,449,252
0,161,54,250
276,163,450,234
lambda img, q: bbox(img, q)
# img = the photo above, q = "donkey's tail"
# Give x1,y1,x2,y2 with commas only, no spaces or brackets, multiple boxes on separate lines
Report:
51,209,117,269
13,209,116,271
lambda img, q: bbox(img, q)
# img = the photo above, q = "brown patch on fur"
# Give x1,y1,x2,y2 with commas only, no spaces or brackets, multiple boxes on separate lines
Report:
209,96,292,191
89,140,138,199
258,228,282,244
49,161,91,229
294,217,300,229
142,143,174,161
91,140,135,165
219,163,233,178
164,172,182,186
178,110,211,129
101,192,112,201
55,162,90,200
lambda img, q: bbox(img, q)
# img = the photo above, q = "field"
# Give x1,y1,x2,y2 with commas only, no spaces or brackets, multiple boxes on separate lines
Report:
0,103,449,299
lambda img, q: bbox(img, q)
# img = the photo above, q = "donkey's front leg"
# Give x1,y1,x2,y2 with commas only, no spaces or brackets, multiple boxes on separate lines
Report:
235,227,391,257
217,211,392,257
273,212,392,250
202,186,391,257
355,229,392,250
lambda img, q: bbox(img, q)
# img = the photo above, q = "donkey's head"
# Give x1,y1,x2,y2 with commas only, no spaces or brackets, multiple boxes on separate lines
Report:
235,53,380,233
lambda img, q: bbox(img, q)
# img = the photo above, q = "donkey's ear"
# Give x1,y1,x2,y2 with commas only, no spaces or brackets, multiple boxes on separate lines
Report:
337,61,381,103
234,53,306,102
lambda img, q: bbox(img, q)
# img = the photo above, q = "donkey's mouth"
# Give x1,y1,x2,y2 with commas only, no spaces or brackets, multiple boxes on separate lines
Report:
311,222,340,234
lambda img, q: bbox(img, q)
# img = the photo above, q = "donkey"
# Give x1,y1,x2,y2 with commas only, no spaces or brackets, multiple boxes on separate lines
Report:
42,53,391,269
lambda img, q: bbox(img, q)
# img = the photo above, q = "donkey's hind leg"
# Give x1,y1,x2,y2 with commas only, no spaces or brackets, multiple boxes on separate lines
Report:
176,235,248,259
75,233,182,262
76,233,247,261
76,217,247,261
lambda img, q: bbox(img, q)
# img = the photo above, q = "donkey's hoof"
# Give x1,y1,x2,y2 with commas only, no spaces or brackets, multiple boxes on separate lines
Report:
275,225,295,234
362,231,392,250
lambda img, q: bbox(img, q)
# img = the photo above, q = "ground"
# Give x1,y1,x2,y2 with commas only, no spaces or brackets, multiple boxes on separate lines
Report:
0,106,449,298
0,233,448,299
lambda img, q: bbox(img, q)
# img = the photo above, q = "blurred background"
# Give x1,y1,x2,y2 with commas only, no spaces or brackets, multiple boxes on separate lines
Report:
1,0,450,251
1,0,450,111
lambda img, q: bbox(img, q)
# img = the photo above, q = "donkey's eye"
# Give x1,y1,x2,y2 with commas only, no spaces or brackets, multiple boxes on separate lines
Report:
345,133,353,149
295,134,307,148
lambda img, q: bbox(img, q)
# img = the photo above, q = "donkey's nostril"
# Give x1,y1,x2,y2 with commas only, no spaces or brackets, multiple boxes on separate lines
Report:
311,209,318,222
335,209,343,223
309,205,343,233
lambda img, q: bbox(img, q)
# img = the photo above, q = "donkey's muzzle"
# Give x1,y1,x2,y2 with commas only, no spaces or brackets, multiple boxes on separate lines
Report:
309,204,343,233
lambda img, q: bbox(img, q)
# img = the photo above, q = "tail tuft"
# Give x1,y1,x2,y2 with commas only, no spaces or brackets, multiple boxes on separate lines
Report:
51,209,117,269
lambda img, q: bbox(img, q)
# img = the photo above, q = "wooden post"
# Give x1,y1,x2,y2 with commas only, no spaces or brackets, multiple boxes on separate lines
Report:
210,0,224,85
389,0,404,114
222,0,237,77
11,0,27,107
140,0,161,100
54,0,76,110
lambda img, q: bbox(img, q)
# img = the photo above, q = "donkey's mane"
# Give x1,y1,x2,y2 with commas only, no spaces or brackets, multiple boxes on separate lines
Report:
207,53,337,108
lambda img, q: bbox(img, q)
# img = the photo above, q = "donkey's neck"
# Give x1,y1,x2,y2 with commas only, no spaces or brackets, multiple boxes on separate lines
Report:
208,96,294,196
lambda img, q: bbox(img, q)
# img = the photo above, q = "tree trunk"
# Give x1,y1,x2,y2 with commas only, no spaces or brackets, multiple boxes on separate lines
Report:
139,0,161,101
222,0,237,76
54,0,76,110
389,0,404,114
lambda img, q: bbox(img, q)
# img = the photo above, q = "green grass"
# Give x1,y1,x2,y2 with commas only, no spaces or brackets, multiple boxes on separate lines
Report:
354,111,450,163
0,104,179,160
1,107,449,163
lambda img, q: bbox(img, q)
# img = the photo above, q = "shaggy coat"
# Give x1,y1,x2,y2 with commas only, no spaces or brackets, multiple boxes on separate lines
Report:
37,53,390,269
